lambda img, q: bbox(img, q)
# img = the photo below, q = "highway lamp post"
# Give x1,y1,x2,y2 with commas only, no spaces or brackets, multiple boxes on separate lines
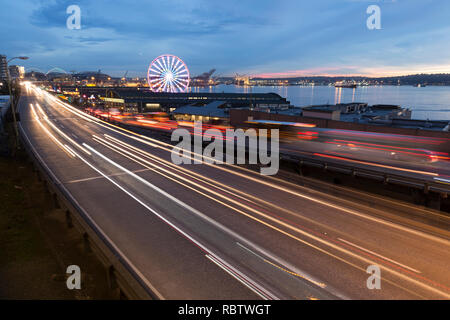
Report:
6,56,29,149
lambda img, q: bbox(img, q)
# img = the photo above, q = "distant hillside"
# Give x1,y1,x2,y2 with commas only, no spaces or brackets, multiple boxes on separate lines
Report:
249,73,450,85
371,74,450,85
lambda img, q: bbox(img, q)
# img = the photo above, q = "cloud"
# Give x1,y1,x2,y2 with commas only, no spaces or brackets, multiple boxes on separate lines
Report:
30,0,271,38
1,0,450,77
66,36,113,44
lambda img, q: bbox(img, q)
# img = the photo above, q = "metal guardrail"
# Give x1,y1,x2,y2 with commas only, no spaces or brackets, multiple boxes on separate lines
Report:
279,152,450,196
18,123,163,300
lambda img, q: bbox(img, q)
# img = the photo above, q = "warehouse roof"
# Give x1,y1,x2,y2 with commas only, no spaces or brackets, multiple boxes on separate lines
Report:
172,101,229,118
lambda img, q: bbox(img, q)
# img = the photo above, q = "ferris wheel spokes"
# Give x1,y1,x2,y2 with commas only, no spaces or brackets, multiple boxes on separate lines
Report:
147,54,190,93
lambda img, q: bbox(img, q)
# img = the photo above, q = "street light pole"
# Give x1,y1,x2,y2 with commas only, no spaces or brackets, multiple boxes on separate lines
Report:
6,56,29,149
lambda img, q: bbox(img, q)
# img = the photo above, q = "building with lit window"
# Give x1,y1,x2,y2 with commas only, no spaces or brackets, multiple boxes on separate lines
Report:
0,55,7,81
8,65,25,79
57,86,291,112
172,101,229,124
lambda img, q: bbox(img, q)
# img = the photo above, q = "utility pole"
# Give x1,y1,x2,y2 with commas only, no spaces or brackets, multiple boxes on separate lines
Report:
6,56,29,149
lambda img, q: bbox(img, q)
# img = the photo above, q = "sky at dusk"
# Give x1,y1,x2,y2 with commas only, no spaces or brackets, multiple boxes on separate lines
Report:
1,0,450,78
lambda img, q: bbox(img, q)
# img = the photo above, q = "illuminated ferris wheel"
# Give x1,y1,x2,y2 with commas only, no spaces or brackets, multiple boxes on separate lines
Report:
147,54,190,93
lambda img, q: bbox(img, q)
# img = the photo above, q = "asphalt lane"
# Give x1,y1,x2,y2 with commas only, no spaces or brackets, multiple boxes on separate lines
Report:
17,85,450,299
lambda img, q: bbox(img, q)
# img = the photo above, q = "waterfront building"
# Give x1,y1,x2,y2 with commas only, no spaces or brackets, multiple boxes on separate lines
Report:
56,86,291,113
0,55,7,81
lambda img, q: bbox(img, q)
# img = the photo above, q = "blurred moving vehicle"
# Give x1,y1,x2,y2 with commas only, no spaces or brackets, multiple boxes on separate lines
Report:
244,119,450,177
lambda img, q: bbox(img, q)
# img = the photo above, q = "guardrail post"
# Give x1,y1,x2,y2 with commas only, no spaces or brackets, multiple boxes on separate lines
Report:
426,193,441,211
83,233,91,253
65,210,73,228
106,266,120,298
53,193,60,209
42,179,49,193
424,183,430,194
297,160,304,176
36,170,42,182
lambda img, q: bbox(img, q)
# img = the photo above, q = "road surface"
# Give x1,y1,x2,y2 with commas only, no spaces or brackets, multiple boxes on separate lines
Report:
17,84,450,299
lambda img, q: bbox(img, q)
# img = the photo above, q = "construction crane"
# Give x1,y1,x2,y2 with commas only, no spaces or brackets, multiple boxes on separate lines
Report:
96,69,101,86
192,69,216,86
234,73,250,86
121,70,128,85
